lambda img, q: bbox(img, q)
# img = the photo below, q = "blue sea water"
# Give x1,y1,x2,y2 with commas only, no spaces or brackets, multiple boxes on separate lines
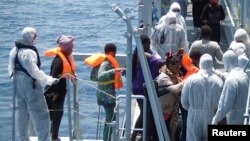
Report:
0,0,138,140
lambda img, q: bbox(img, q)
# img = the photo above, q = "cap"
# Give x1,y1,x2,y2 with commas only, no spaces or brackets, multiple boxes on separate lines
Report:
57,35,74,51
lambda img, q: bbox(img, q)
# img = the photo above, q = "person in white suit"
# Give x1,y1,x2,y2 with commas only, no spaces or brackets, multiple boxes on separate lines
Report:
212,50,249,125
8,27,58,141
181,54,223,141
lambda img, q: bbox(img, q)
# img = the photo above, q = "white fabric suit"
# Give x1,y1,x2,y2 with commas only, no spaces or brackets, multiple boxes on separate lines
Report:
151,12,188,60
232,28,250,58
212,50,249,124
181,54,223,141
8,27,56,141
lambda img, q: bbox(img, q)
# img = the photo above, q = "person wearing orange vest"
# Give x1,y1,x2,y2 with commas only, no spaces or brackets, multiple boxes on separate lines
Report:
96,43,124,141
177,48,201,141
44,35,75,141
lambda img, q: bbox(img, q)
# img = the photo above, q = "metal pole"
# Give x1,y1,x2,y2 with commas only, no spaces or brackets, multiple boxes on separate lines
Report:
112,4,133,140
116,95,147,141
239,0,247,28
223,0,235,27
115,98,120,141
141,95,147,141
134,32,170,141
243,83,250,125
72,78,83,140
66,74,73,141
244,60,250,125
141,0,153,36
12,71,16,141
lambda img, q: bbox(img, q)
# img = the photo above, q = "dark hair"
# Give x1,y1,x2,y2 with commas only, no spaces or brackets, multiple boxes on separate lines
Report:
165,51,181,67
201,25,212,40
189,50,202,61
132,35,153,80
140,34,150,45
104,43,117,54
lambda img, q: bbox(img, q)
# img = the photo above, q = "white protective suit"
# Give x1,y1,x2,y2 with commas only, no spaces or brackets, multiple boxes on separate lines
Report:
151,12,188,60
159,2,187,38
232,28,250,58
181,54,223,141
212,50,249,125
238,55,250,79
8,27,56,141
229,41,246,56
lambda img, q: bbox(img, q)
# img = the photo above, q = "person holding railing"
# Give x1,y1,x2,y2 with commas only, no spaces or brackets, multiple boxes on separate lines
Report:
43,35,76,141
154,51,184,141
8,27,58,141
96,43,124,141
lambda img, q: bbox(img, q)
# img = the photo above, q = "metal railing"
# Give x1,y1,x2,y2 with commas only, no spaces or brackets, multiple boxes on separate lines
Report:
244,60,250,125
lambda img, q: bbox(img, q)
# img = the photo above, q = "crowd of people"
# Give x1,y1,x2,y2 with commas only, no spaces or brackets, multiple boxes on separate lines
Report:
8,0,250,141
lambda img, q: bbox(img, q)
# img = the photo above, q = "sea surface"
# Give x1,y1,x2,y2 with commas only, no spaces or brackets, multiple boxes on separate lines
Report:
0,0,138,140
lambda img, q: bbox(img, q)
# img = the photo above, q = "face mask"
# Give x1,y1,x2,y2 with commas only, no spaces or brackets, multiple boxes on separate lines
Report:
168,24,175,29
174,11,180,17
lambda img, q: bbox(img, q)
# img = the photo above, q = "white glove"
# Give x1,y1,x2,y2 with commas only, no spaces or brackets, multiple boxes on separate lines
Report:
52,78,60,85
46,77,59,85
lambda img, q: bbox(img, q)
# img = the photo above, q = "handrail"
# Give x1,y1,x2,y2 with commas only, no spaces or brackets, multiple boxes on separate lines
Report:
134,32,170,141
112,4,133,140
243,60,250,125
72,78,83,139
12,71,16,141
66,75,73,141
116,95,147,141
222,0,236,27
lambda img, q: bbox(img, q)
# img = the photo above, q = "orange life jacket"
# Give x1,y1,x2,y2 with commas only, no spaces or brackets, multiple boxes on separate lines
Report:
84,53,123,90
181,53,199,80
44,47,75,78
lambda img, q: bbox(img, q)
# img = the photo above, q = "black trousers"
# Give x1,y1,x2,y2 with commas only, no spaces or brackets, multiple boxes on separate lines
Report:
45,92,66,139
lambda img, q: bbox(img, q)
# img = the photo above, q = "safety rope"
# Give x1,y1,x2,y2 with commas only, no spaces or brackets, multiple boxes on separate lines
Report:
74,75,116,99
11,72,126,139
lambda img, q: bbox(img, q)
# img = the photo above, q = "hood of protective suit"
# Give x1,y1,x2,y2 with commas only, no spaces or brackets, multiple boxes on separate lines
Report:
22,27,37,46
164,12,176,26
158,15,167,26
199,54,213,76
234,28,250,44
169,2,181,17
223,50,239,72
229,41,246,56
238,54,249,70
